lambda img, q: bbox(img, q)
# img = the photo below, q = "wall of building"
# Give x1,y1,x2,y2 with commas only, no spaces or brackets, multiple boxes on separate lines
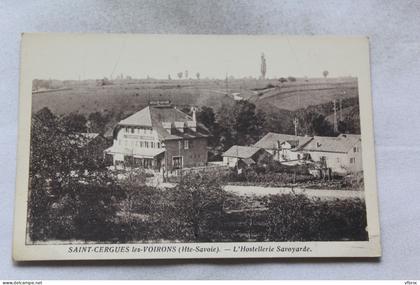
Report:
303,140,363,175
252,149,273,164
223,156,239,167
164,137,208,170
115,125,161,152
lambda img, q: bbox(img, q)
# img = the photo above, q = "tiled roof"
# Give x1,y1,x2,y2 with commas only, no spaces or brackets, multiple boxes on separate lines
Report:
254,132,312,150
119,106,153,127
300,134,361,153
117,106,209,140
222,145,262,158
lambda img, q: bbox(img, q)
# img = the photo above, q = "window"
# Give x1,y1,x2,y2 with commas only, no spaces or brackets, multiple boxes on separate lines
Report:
184,140,189,150
151,142,155,148
131,128,134,134
353,147,357,153
350,157,355,164
172,156,183,169
157,142,161,148
140,141,144,147
145,142,149,148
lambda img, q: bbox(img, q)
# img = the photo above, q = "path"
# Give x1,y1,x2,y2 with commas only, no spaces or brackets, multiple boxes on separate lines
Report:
223,185,364,200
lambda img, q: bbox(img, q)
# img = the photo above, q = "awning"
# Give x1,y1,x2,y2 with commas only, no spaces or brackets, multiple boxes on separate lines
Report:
104,146,165,159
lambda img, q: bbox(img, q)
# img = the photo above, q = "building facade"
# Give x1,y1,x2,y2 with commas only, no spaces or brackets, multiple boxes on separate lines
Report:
253,132,313,163
253,132,363,175
104,103,209,172
299,134,363,175
222,145,272,168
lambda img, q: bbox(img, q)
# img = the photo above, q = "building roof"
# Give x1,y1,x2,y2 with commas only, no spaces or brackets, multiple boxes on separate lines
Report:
300,134,361,153
222,145,262,159
104,146,165,158
117,105,209,141
240,157,256,166
254,132,313,150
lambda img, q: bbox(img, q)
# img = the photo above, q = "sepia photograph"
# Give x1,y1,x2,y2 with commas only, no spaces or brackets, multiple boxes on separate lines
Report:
13,34,380,260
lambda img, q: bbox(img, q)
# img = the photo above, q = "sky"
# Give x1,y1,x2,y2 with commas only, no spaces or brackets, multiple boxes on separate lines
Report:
22,34,369,80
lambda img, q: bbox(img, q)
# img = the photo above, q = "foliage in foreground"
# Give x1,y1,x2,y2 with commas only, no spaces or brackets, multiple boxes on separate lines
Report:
29,171,368,243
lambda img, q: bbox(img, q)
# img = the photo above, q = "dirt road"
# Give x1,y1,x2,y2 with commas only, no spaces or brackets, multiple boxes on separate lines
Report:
223,185,364,200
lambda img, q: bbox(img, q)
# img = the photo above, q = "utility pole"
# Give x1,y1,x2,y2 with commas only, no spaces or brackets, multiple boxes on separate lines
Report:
293,117,299,136
339,97,343,122
333,99,338,133
225,73,229,95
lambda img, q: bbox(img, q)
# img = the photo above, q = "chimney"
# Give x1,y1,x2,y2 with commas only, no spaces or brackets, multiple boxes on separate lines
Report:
192,106,197,122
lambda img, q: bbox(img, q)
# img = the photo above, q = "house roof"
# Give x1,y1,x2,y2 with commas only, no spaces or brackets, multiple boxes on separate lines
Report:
254,132,312,150
117,105,209,141
300,134,361,153
240,157,256,166
222,145,262,159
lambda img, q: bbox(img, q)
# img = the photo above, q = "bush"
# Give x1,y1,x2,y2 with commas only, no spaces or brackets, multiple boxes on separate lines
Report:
224,164,315,187
265,194,368,241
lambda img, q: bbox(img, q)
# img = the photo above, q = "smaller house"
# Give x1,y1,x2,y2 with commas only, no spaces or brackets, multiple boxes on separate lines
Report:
253,132,313,163
222,145,272,168
300,134,362,175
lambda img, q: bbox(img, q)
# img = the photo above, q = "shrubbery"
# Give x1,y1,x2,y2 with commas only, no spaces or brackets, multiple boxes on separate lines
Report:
29,172,368,243
224,161,316,187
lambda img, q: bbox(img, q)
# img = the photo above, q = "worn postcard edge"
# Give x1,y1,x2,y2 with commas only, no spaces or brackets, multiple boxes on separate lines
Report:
13,33,381,261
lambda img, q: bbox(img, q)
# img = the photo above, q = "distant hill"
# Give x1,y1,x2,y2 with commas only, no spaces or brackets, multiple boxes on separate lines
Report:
249,77,358,111
31,77,359,117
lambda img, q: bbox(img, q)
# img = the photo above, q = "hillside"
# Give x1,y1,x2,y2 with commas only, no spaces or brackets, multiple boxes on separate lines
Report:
31,77,359,117
250,77,358,111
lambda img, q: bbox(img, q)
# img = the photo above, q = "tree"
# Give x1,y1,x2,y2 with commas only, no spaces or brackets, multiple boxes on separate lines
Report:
216,101,265,150
287,76,296,82
168,74,172,80
260,53,267,79
323,70,329,78
278,77,287,83
177,72,183,79
297,111,335,136
184,70,188,79
197,106,216,132
168,173,226,241
88,111,108,134
196,72,200,80
28,108,116,241
234,101,265,145
61,113,87,133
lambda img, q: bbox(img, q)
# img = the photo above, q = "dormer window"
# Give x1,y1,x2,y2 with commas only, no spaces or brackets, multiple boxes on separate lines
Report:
316,142,322,148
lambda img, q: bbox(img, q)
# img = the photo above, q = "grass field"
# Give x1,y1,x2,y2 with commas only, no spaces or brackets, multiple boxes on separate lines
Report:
32,77,358,116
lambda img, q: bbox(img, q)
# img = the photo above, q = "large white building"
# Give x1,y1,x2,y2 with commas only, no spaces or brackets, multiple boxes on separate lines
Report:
104,102,209,171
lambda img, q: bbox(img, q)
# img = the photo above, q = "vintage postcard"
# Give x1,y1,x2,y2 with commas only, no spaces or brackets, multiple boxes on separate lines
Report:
13,34,380,260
